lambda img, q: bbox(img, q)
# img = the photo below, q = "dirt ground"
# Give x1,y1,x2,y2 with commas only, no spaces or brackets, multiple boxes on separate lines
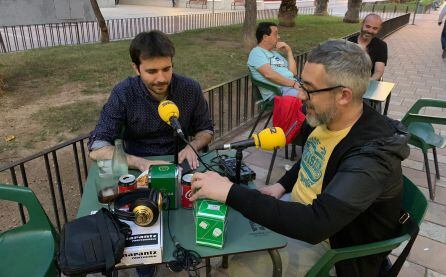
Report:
0,83,106,164
0,84,103,232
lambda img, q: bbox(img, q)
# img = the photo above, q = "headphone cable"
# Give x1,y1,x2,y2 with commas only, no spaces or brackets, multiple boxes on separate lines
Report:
179,136,215,172
166,196,204,277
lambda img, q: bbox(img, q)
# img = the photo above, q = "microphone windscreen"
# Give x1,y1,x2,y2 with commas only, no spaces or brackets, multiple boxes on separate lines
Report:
256,127,286,151
158,100,180,124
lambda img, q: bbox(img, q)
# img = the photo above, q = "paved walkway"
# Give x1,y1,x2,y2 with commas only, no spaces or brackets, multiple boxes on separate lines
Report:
383,10,446,277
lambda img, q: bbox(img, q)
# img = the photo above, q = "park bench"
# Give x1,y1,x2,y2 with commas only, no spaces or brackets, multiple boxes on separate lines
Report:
186,0,207,9
231,0,245,9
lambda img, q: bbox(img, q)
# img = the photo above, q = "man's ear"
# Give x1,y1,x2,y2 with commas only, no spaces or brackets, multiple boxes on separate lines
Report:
131,63,140,76
338,87,354,106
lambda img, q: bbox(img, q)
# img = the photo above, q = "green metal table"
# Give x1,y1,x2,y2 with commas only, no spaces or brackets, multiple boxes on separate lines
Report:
77,152,287,276
363,80,395,115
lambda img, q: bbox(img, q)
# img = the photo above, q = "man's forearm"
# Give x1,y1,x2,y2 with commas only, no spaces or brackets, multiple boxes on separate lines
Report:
371,62,385,81
264,70,296,87
89,145,151,171
286,51,298,76
89,145,114,161
189,131,213,151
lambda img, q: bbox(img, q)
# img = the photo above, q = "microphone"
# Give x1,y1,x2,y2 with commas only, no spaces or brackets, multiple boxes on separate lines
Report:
158,100,185,139
216,127,286,151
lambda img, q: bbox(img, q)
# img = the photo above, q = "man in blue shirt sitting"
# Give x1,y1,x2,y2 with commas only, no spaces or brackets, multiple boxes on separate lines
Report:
88,31,213,172
248,22,300,100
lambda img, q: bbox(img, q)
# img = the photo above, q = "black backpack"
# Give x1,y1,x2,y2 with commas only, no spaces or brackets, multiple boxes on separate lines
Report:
58,208,131,276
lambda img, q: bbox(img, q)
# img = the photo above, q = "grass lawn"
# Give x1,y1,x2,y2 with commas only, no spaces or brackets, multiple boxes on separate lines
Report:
0,15,359,158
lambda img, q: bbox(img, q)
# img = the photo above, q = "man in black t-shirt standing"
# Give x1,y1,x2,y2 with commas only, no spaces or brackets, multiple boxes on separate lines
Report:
348,14,387,81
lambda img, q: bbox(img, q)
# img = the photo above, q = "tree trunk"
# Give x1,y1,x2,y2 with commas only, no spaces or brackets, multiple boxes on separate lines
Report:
243,0,257,51
314,0,329,16
343,0,362,23
278,0,298,27
90,0,110,43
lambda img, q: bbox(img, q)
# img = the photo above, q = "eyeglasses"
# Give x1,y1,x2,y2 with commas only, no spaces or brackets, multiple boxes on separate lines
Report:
296,79,344,99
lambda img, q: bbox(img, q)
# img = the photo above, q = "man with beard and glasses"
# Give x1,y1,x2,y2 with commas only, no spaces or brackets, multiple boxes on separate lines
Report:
189,40,410,276
348,13,387,81
88,31,213,173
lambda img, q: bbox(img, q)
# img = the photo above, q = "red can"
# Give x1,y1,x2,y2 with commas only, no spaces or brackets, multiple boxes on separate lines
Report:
181,174,194,209
118,174,136,193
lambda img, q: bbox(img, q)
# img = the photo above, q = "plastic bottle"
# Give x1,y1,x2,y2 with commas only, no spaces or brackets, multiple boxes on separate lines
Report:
112,139,128,182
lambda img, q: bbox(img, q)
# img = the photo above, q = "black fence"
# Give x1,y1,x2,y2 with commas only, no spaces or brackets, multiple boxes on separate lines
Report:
0,13,410,233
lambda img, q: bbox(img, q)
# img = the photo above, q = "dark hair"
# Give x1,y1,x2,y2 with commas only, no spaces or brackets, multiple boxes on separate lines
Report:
129,30,175,68
255,22,277,44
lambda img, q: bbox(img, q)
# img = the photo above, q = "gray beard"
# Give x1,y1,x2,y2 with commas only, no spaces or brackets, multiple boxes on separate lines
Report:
305,105,338,127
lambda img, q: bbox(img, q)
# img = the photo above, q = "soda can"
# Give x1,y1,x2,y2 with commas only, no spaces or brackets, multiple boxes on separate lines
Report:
181,173,194,209
118,174,136,193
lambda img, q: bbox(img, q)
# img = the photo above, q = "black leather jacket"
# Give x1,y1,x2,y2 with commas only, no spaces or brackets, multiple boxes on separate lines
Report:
226,103,410,276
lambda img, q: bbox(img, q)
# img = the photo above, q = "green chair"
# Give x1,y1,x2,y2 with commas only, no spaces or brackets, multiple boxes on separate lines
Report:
248,73,281,138
401,98,446,200
0,184,59,277
306,175,428,277
249,73,293,185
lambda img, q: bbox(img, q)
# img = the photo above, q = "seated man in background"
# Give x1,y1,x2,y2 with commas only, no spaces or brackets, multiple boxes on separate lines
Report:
191,39,409,276
88,30,213,172
248,22,300,100
348,13,387,81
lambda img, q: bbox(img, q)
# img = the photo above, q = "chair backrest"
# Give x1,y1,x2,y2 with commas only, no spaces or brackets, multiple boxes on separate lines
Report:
0,184,57,234
402,175,428,226
0,184,59,276
305,175,428,277
248,70,281,102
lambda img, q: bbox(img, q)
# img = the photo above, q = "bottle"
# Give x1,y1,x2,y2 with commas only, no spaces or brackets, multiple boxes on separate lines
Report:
112,139,128,182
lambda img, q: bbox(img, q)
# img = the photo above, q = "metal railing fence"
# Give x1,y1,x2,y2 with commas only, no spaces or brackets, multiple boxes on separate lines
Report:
0,9,280,53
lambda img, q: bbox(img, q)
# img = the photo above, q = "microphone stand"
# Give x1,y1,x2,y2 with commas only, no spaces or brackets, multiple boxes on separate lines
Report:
235,148,244,185
173,130,179,164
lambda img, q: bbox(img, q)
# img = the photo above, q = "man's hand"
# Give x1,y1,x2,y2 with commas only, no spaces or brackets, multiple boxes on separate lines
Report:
259,183,286,199
276,41,292,53
178,145,199,170
190,171,233,203
133,157,170,172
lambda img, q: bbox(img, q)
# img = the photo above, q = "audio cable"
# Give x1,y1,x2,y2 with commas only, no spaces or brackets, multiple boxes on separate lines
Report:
165,196,205,277
179,136,216,172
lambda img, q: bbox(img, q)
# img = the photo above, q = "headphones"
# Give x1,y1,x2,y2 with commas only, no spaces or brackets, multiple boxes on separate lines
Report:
114,188,162,227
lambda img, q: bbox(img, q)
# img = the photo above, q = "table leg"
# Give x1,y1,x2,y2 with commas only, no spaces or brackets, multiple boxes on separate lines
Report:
206,257,211,277
221,255,229,269
268,249,282,277
383,92,392,116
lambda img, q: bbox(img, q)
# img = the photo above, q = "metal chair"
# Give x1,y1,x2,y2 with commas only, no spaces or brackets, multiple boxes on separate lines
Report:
306,175,428,277
248,75,281,138
0,184,59,277
401,98,446,200
249,75,288,185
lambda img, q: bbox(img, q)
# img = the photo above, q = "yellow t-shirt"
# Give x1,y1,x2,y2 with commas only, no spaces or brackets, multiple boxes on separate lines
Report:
291,125,352,205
